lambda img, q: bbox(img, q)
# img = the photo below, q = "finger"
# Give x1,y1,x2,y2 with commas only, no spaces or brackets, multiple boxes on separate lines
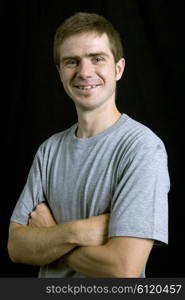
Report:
30,211,36,218
36,203,49,213
37,202,47,208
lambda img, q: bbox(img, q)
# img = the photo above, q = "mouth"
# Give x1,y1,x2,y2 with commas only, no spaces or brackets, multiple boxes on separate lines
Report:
73,84,101,91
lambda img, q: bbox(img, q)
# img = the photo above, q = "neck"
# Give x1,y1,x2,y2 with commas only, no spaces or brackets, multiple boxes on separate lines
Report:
76,104,121,138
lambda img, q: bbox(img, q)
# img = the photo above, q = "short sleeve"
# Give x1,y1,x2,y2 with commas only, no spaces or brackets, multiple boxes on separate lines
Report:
108,142,170,245
10,147,46,224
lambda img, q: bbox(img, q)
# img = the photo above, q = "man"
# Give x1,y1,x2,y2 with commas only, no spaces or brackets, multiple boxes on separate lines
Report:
8,12,170,277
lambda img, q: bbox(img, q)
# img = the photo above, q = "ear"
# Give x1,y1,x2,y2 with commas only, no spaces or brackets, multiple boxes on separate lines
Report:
115,58,125,81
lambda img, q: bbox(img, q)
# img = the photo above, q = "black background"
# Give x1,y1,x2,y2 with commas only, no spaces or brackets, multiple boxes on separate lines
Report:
1,0,184,277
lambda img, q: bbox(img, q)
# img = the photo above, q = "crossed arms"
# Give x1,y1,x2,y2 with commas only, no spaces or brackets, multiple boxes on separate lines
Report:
8,203,154,277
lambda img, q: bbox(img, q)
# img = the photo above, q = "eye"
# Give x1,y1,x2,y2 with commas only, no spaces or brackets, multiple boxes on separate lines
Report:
65,59,78,67
94,56,105,63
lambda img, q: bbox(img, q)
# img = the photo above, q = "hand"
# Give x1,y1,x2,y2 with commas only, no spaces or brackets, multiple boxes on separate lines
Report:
78,213,110,246
28,202,57,227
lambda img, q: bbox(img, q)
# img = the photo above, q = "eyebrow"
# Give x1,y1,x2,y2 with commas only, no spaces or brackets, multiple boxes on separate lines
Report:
60,52,110,63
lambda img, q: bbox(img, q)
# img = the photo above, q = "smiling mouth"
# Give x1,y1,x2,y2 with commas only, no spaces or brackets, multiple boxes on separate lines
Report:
74,84,101,90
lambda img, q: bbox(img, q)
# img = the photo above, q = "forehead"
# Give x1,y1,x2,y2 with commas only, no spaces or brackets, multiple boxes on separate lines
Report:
58,32,113,57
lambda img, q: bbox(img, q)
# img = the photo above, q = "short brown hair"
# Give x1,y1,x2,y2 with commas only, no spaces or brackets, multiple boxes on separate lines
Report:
53,12,124,65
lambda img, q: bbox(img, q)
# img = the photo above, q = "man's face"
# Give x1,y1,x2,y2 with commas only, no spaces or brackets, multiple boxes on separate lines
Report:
57,32,125,111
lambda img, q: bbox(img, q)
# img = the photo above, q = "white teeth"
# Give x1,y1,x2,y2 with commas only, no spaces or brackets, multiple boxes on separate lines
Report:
79,86,91,90
75,85,98,90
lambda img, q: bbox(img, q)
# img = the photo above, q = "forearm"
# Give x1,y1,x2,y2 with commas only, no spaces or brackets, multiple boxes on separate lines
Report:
8,213,109,266
8,222,78,266
64,237,154,278
64,244,120,277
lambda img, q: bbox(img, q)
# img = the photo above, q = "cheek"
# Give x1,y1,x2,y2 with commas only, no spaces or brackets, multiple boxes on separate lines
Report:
101,68,116,84
58,69,64,82
100,63,116,78
96,66,111,81
59,71,71,88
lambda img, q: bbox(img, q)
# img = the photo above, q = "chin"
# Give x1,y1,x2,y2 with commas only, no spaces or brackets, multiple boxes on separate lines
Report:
76,103,98,112
76,100,109,112
69,92,111,112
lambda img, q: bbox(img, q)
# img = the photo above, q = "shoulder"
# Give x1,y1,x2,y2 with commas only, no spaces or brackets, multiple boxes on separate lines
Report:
35,124,77,158
115,115,168,173
120,114,166,153
116,116,170,187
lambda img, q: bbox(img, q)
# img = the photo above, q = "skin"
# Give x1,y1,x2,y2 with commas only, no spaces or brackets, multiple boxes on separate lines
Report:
8,32,154,277
57,32,125,138
8,204,109,266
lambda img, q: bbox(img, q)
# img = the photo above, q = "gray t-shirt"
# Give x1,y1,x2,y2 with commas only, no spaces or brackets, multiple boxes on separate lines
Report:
11,114,170,277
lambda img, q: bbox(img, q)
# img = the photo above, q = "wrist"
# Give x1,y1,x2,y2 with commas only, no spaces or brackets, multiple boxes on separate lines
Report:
60,220,84,246
68,219,89,246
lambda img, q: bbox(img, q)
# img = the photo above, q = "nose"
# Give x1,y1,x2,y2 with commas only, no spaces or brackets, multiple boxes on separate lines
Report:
76,59,93,79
